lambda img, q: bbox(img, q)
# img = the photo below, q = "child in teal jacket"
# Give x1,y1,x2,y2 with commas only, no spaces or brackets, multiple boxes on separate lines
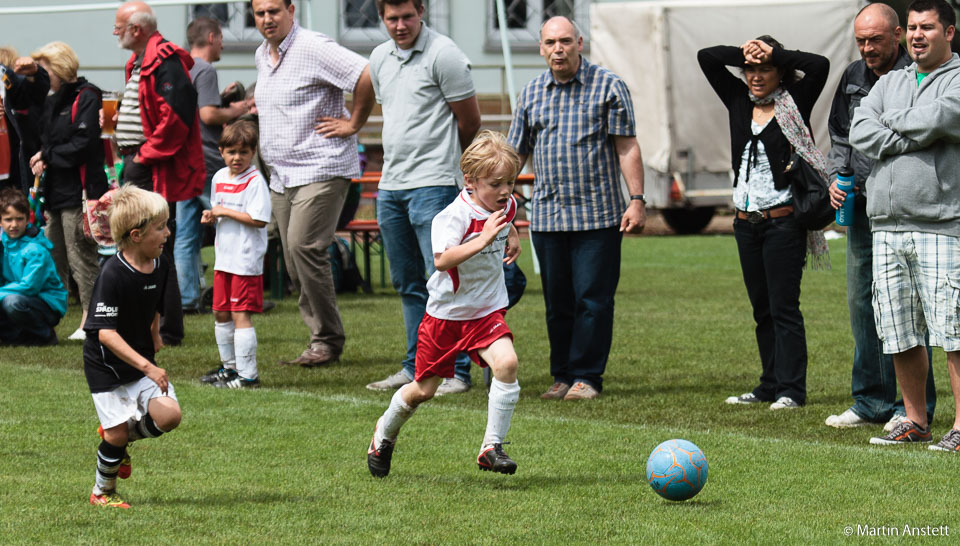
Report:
0,188,67,345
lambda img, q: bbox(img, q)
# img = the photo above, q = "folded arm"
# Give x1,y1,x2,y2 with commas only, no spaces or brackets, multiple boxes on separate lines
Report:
850,85,923,160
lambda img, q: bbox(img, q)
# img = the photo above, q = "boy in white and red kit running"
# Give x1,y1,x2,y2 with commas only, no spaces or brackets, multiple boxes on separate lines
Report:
200,121,271,388
367,131,523,477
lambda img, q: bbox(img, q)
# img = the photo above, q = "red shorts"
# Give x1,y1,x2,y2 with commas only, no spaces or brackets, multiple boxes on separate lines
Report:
212,271,264,313
414,309,513,381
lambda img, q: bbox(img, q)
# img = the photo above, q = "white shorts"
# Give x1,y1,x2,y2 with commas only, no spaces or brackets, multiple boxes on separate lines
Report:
872,230,960,354
91,375,178,429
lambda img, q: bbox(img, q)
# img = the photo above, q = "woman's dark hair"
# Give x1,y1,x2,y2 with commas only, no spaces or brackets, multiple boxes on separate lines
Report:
748,34,800,87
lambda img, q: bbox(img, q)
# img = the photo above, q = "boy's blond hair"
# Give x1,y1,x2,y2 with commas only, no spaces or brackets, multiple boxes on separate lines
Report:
109,186,169,250
460,131,522,182
31,41,79,83
0,46,18,68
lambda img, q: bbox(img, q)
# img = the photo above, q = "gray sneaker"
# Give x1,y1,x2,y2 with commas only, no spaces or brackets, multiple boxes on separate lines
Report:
435,377,471,396
884,413,908,433
769,396,801,410
725,392,763,405
929,429,960,452
366,370,413,391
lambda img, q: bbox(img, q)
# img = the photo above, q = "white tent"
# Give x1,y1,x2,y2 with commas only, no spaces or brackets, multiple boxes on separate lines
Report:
591,0,861,175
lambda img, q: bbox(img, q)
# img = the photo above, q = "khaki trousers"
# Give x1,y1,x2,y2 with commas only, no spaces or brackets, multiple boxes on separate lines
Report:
45,207,100,309
271,178,350,352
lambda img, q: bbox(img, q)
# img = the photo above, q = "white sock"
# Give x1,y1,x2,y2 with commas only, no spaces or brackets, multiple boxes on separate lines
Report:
214,321,236,370
482,378,520,448
375,384,417,446
234,327,258,380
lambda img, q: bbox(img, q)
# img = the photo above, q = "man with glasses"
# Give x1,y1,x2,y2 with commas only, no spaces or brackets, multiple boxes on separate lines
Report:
111,1,205,345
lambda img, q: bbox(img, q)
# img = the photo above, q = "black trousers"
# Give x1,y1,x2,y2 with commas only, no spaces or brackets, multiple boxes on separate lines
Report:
532,227,622,392
122,157,184,344
734,215,808,404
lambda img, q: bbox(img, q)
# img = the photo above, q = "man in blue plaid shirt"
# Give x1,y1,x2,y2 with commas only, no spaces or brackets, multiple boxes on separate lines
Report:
508,16,646,401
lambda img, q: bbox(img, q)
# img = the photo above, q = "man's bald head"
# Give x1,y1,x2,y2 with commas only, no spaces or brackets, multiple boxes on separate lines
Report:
539,16,585,82
115,1,157,52
854,2,903,76
117,2,157,33
855,2,900,31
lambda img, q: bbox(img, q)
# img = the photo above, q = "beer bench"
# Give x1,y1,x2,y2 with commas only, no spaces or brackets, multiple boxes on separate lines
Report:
340,172,534,294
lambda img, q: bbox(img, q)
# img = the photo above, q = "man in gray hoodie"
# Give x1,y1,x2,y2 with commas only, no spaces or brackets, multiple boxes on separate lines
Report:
825,2,936,432
850,0,960,452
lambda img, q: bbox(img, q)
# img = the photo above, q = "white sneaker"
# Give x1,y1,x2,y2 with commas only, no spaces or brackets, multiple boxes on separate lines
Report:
366,370,412,391
725,392,762,405
884,414,909,433
435,377,471,396
825,408,870,428
68,328,86,341
769,396,801,410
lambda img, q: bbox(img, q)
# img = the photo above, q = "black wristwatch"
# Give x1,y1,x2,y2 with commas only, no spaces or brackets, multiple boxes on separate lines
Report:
630,194,647,204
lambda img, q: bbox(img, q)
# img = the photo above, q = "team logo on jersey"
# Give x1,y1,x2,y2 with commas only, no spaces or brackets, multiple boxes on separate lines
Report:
94,302,118,317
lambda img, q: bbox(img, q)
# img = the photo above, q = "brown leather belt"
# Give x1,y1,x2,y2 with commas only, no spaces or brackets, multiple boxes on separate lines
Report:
118,144,141,157
736,204,794,224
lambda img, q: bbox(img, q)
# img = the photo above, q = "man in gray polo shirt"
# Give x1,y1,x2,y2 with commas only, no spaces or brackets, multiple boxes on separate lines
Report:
364,0,481,395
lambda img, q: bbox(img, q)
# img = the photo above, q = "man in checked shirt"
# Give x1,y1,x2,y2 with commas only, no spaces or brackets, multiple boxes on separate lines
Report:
508,16,646,401
252,0,374,367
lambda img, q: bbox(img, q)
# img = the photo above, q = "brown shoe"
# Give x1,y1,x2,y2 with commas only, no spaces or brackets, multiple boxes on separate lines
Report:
563,381,599,400
278,344,340,367
540,382,570,400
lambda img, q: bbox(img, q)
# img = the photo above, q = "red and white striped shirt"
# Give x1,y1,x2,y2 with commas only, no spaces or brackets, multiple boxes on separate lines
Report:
211,166,272,276
426,189,517,320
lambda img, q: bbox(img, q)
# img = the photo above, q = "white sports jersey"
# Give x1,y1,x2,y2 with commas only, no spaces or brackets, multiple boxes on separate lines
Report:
426,189,517,320
211,166,272,276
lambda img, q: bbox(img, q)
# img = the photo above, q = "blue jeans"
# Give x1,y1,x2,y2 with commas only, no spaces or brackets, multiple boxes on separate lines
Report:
0,294,61,342
377,186,471,382
846,199,936,422
532,227,622,392
734,215,808,404
175,187,212,310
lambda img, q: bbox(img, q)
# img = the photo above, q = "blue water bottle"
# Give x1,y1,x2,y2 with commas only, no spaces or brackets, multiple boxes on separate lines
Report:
835,166,855,226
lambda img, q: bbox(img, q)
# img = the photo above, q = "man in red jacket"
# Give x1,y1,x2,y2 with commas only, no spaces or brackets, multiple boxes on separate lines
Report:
112,1,205,345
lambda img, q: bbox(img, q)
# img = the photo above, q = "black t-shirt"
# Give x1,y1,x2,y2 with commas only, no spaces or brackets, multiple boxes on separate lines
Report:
83,253,168,393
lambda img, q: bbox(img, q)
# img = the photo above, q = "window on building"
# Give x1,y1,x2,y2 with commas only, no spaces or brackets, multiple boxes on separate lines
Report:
192,3,263,45
487,0,589,51
340,0,450,50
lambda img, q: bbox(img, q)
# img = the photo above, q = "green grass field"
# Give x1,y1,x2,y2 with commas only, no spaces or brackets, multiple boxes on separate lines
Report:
1,233,956,544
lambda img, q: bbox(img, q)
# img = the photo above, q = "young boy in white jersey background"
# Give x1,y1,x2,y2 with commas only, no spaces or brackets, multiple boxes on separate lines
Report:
200,121,271,389
84,186,183,509
367,131,523,477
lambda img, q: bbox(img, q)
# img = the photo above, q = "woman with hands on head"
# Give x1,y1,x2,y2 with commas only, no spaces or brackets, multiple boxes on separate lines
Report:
697,36,830,411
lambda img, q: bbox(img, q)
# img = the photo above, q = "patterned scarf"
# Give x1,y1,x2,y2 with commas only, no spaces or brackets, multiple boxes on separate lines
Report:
750,87,830,270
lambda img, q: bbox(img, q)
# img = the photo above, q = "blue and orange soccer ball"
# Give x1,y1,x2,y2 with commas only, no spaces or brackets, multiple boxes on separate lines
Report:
645,439,709,501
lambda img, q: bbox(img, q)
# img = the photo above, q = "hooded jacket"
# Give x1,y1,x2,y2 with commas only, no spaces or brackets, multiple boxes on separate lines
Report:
1,64,50,193
125,32,205,202
38,77,108,211
850,53,960,235
0,224,68,317
826,45,911,190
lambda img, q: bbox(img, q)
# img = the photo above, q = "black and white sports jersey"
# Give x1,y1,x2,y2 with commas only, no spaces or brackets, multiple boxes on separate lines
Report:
83,253,168,393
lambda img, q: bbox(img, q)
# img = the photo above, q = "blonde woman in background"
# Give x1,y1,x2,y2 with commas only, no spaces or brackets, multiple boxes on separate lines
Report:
29,42,107,341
